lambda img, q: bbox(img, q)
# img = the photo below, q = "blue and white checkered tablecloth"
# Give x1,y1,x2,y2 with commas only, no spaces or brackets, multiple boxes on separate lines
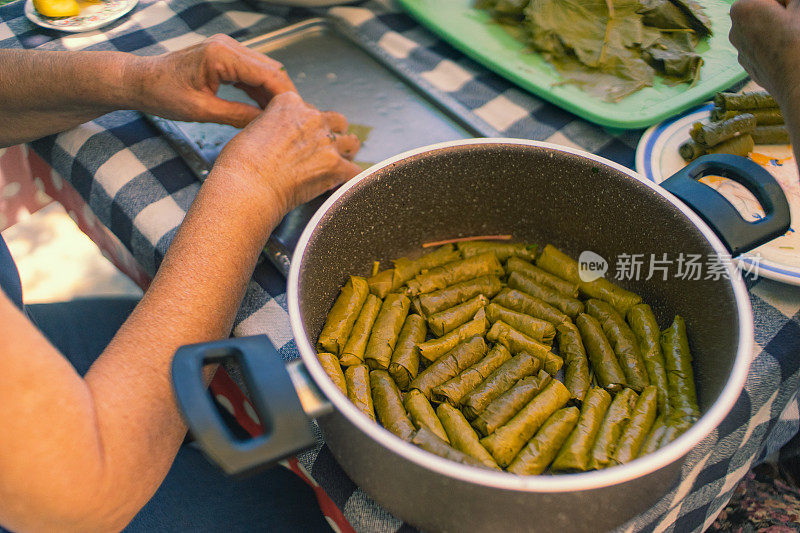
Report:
2,1,800,531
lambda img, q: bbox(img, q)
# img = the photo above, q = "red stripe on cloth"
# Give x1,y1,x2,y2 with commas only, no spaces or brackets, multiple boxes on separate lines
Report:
285,457,357,533
0,145,52,230
209,369,355,533
208,367,264,436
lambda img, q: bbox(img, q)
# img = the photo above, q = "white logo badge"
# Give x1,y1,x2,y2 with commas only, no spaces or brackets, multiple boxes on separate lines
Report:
578,251,608,283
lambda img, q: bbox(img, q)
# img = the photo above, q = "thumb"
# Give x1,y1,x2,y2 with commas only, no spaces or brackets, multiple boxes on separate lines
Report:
195,94,262,128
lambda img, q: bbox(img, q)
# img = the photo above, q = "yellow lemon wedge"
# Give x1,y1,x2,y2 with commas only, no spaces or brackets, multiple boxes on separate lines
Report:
33,0,81,18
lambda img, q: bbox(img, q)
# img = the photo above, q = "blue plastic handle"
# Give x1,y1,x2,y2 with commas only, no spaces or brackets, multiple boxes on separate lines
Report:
171,336,315,475
660,154,791,256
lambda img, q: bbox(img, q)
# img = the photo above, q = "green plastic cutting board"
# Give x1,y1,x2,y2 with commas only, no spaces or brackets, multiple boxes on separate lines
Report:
396,0,746,129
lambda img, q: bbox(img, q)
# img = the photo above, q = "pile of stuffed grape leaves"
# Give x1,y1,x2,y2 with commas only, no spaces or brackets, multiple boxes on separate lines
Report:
679,90,789,161
316,241,700,474
475,0,712,102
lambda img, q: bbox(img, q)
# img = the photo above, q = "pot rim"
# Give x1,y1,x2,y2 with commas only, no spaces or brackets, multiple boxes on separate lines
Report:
287,138,754,493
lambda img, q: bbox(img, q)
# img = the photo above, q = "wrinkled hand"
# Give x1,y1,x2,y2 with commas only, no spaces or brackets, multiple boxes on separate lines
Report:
729,0,800,106
129,34,296,128
213,91,361,216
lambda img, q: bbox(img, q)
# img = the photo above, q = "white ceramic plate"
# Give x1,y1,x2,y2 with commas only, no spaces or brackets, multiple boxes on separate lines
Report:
636,103,800,285
255,0,359,5
25,0,137,33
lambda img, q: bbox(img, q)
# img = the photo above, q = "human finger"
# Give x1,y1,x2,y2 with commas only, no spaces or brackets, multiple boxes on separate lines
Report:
205,37,297,101
322,111,349,134
233,82,271,108
321,156,362,190
334,132,361,160
333,157,363,182
227,55,296,100
194,94,262,128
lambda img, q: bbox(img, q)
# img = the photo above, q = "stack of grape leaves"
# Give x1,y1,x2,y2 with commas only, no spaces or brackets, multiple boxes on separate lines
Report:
477,0,713,102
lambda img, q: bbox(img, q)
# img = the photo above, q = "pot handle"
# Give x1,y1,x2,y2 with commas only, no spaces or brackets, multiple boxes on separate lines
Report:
660,154,791,256
171,335,317,475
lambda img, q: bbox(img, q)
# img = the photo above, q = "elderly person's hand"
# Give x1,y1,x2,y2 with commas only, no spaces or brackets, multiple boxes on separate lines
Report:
0,34,300,146
128,34,297,129
213,91,361,217
729,0,800,107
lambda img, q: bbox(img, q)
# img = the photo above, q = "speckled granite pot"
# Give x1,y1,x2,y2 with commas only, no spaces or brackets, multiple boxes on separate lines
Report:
174,139,790,532
288,139,781,532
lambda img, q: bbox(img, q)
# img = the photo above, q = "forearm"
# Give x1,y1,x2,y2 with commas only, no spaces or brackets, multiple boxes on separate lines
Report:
84,168,283,527
0,49,144,147
0,169,283,532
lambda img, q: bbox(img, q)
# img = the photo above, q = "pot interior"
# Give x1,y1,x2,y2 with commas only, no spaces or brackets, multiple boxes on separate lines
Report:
296,142,741,414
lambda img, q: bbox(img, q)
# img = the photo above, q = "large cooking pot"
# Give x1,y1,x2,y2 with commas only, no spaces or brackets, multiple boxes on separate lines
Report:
171,139,790,532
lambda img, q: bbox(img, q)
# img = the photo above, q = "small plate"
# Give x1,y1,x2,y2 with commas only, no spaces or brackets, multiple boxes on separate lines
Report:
25,0,137,33
636,104,800,285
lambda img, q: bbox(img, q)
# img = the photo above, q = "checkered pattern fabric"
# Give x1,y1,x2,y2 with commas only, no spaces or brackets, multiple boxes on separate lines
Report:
2,0,799,531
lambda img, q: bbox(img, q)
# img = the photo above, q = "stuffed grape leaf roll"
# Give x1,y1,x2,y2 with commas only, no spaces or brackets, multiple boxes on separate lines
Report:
437,403,500,469
508,407,580,475
370,370,415,441
410,336,488,399
417,275,503,316
317,352,347,395
551,387,612,472
505,256,579,297
388,314,427,389
614,386,658,464
485,302,556,345
406,252,504,296
318,276,370,355
480,379,571,467
345,365,375,421
471,370,552,437
364,293,411,370
457,241,537,262
411,427,493,469
508,271,584,318
586,299,649,391
589,388,638,470
432,343,513,405
340,294,382,366
461,350,539,419
492,288,570,325
536,245,641,315
404,389,450,443
576,313,628,392
428,294,489,337
557,321,591,404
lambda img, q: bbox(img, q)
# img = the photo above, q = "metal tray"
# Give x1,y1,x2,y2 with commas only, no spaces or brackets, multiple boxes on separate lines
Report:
149,17,495,275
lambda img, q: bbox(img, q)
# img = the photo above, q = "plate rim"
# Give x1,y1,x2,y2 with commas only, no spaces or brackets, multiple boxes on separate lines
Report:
24,0,138,33
636,104,800,286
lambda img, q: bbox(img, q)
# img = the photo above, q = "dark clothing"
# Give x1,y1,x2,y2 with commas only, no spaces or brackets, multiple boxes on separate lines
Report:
26,297,139,375
0,233,22,310
0,233,329,532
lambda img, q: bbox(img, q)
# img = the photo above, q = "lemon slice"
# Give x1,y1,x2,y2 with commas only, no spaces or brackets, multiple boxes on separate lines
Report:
33,0,80,18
